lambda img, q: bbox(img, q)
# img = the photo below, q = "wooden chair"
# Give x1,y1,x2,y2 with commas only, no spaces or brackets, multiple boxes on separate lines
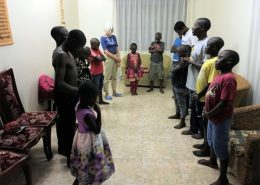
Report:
0,68,57,160
0,106,44,155
0,150,32,185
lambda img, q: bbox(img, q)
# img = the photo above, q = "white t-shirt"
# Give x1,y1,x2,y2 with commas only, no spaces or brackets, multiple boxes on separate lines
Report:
186,37,209,91
182,29,198,46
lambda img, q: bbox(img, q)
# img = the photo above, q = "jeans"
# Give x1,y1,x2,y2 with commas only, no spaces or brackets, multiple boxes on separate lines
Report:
92,74,104,90
173,87,188,118
207,119,231,160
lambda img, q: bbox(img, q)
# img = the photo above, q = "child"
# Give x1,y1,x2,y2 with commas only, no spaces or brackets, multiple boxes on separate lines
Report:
147,32,165,93
70,81,115,185
172,45,191,129
126,43,143,95
74,46,92,85
192,37,224,157
181,18,211,137
173,21,197,46
198,50,239,185
89,38,109,104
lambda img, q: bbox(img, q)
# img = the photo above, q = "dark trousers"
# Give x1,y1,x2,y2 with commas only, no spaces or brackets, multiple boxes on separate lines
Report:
92,74,104,90
189,90,204,134
54,92,78,158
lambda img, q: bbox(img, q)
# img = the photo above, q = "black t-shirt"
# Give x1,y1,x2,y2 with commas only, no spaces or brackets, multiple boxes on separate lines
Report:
171,61,188,89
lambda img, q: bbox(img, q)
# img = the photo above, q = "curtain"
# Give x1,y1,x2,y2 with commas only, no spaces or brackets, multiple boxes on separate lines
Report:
115,0,188,51
247,0,260,104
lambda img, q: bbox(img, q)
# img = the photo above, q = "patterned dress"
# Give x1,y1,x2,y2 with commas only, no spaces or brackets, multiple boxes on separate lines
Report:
70,107,115,185
126,52,143,82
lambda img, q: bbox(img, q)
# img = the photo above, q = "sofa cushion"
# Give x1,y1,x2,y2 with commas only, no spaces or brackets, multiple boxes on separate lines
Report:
230,130,260,157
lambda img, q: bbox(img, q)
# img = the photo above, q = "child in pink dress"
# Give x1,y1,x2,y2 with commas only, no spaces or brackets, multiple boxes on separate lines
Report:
126,43,143,95
70,81,115,185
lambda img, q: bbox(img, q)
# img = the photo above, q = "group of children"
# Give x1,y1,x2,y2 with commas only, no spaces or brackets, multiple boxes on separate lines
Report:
51,17,240,184
169,19,239,185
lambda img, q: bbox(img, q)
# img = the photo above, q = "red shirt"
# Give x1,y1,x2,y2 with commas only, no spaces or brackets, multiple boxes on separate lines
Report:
205,73,237,123
90,49,104,75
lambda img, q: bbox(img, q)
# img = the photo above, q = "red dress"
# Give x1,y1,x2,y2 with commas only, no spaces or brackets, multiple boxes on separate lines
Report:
126,52,143,81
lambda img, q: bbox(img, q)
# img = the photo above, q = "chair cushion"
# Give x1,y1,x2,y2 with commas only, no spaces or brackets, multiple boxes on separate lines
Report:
0,127,43,149
0,150,26,172
4,121,21,134
230,130,260,157
0,75,23,119
16,111,57,127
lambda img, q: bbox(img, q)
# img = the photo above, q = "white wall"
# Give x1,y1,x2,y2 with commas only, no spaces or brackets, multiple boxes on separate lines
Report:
0,0,60,111
186,0,253,76
77,0,115,45
63,0,80,30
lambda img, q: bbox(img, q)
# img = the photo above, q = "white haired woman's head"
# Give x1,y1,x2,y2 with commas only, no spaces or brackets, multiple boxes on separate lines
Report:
104,22,113,35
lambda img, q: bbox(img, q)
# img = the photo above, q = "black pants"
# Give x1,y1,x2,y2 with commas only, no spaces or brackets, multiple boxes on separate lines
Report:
189,90,204,134
54,91,78,158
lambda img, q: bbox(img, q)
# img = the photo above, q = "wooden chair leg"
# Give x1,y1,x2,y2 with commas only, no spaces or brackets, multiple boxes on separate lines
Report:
42,127,53,161
23,163,33,185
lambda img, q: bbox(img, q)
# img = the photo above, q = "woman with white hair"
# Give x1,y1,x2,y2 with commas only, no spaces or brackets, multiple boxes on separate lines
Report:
100,22,122,100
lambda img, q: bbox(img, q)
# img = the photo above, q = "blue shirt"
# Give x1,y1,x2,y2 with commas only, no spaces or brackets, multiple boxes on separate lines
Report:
172,38,182,62
100,35,118,54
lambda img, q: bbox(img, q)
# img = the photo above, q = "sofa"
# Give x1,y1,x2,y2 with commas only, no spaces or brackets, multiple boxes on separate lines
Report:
234,74,251,107
121,53,171,87
229,104,260,185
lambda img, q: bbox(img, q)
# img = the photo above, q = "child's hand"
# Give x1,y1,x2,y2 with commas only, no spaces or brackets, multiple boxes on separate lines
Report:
182,57,191,64
202,108,210,119
95,56,102,61
179,58,188,67
191,92,198,101
93,103,101,114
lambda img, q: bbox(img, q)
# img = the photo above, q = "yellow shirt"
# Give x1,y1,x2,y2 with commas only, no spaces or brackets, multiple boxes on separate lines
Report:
196,57,220,102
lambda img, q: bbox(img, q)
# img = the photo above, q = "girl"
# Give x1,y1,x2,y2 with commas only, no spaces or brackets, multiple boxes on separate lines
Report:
126,43,143,95
70,81,115,185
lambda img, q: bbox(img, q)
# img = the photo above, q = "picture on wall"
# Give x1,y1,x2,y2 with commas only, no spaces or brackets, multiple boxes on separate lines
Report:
0,0,13,46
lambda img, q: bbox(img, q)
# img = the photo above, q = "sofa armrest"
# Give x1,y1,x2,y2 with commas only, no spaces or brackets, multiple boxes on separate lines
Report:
232,104,260,130
243,134,260,185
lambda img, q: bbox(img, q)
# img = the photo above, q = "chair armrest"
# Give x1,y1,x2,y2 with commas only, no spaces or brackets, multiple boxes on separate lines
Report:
243,134,260,185
232,104,260,130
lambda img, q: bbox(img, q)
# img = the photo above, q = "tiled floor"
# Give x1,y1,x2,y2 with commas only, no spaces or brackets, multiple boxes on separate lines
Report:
2,80,240,185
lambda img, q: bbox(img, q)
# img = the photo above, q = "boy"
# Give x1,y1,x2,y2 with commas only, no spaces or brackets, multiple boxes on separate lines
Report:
173,21,197,46
52,29,86,167
192,37,224,157
147,32,165,93
169,20,197,119
168,33,182,119
50,26,68,62
74,46,92,84
89,38,109,104
172,45,191,129
198,50,239,185
181,18,211,137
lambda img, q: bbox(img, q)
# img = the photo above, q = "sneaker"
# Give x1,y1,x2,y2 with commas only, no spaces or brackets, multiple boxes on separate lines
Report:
105,95,113,100
113,92,122,97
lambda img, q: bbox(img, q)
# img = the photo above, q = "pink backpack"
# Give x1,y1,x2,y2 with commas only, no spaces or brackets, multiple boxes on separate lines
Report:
38,74,54,103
